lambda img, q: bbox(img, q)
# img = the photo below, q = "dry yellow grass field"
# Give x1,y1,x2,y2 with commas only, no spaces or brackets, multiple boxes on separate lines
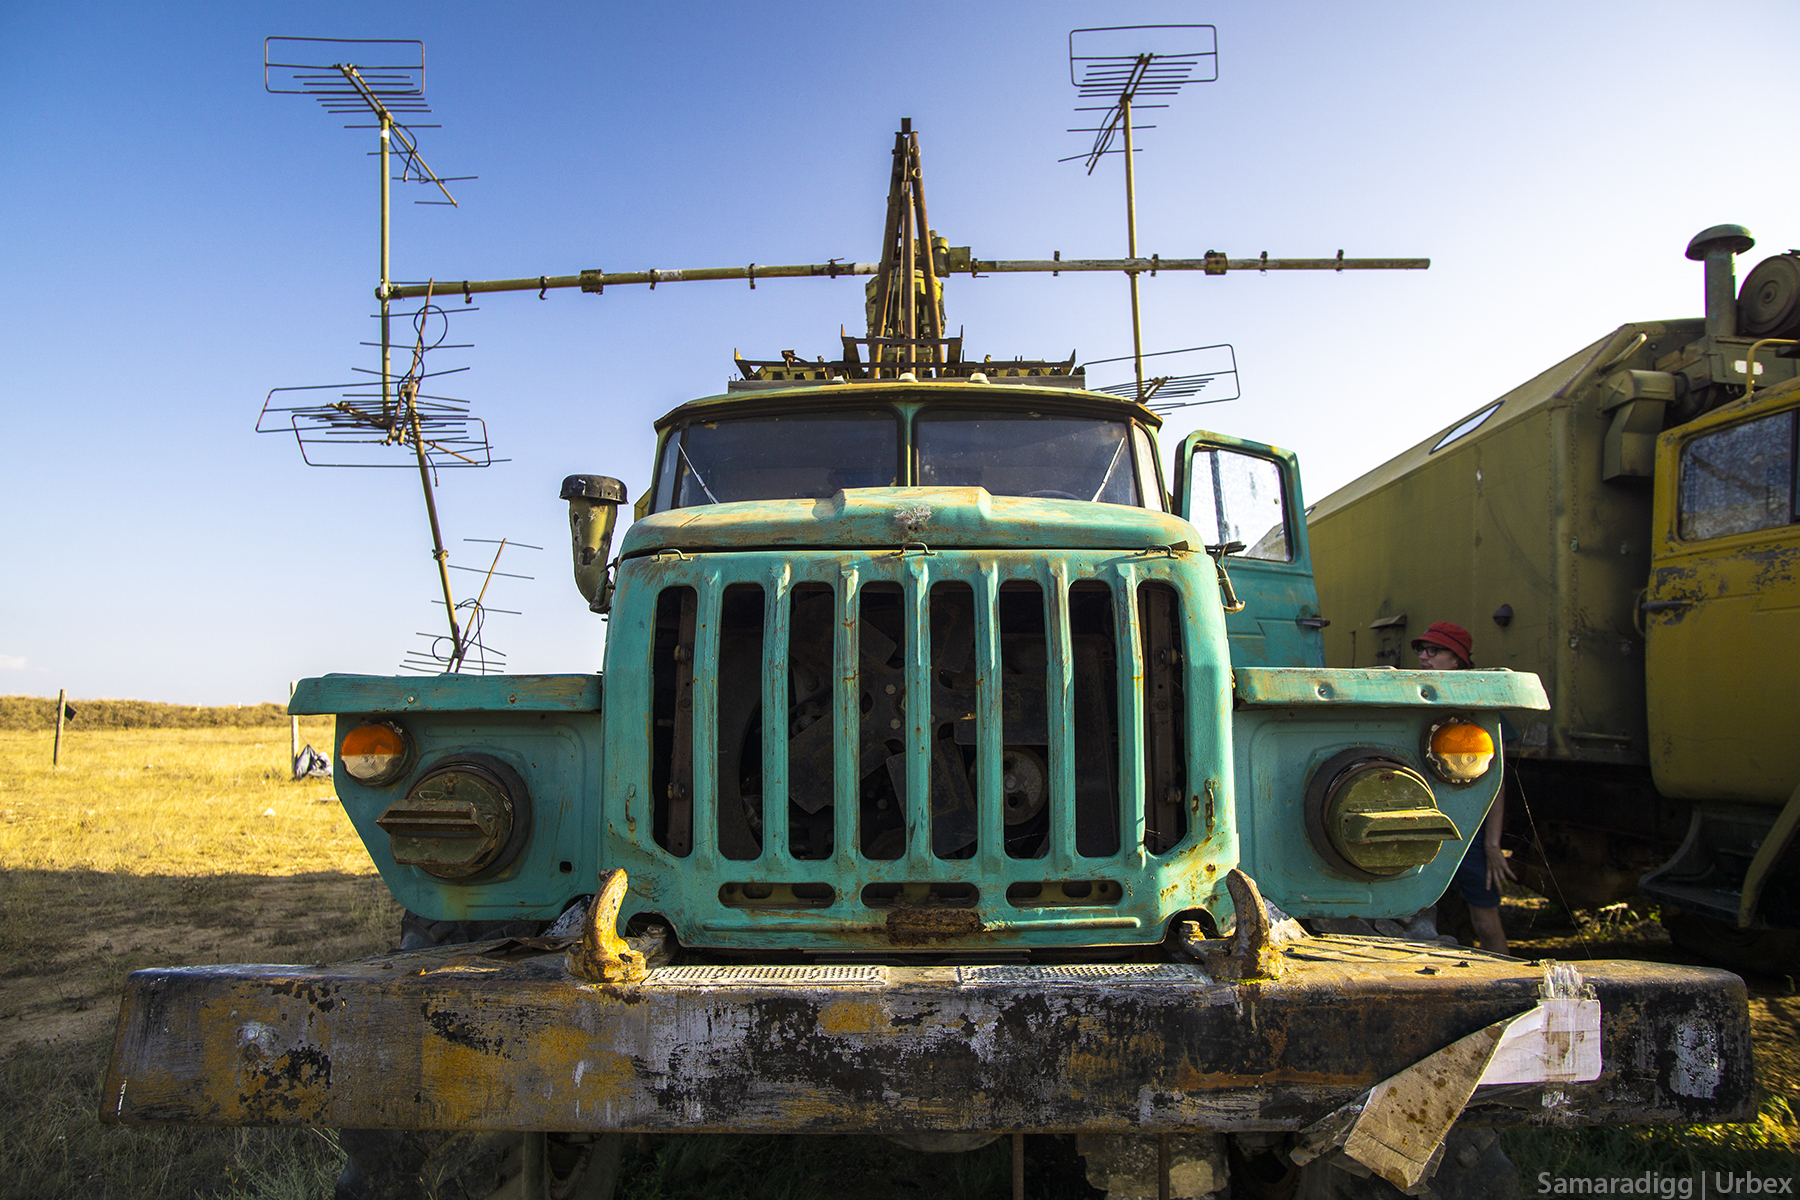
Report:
0,714,1792,1199
0,719,400,1199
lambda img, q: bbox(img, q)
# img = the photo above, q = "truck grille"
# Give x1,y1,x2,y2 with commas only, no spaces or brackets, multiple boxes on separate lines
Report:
614,549,1215,928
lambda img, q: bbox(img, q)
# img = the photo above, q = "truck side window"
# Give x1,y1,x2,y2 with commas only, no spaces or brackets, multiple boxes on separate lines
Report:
1678,410,1797,540
1132,424,1168,512
652,434,680,513
1188,449,1289,561
915,410,1141,506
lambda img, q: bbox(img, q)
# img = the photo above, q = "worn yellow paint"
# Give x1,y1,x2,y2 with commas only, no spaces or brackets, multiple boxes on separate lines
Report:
1646,384,1800,803
816,996,888,1035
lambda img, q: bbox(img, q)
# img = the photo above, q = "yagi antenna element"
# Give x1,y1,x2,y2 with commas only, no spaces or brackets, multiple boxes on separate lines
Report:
1066,25,1218,175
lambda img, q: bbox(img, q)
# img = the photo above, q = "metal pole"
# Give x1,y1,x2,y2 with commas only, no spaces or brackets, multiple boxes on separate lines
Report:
870,125,911,367
406,379,464,671
383,255,1425,300
288,680,300,768
901,165,916,371
53,688,66,766
1123,87,1145,404
1012,1133,1024,1200
908,132,944,366
380,117,393,412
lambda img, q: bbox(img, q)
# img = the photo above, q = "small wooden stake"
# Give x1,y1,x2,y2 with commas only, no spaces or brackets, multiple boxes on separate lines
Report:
52,688,66,766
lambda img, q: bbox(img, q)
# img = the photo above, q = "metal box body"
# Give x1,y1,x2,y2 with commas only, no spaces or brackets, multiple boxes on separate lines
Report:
1306,323,1710,768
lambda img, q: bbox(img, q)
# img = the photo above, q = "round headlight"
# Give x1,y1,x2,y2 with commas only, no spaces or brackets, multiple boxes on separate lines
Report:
1425,718,1496,785
1305,750,1462,880
375,754,531,881
340,721,412,786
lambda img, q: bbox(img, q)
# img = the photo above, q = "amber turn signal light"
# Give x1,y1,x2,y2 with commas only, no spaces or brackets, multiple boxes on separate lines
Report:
1425,718,1495,785
341,721,412,786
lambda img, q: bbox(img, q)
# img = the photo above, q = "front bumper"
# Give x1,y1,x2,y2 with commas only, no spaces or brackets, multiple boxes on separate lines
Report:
102,936,1752,1133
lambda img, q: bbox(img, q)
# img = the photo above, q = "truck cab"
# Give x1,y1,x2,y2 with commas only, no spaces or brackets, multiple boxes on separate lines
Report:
299,374,1537,951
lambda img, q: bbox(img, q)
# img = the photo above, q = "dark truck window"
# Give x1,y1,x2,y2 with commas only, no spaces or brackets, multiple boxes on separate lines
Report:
1679,409,1798,540
655,410,900,511
915,410,1142,506
1187,448,1289,561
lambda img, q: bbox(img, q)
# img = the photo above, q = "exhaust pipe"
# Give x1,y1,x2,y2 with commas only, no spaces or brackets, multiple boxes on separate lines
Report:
1686,224,1755,338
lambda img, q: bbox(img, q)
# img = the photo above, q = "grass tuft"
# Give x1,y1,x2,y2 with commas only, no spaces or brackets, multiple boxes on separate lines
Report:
1504,1095,1799,1180
0,1038,346,1200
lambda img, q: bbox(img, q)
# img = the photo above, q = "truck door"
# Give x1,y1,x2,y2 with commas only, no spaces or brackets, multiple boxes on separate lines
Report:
1172,431,1326,667
1644,393,1800,802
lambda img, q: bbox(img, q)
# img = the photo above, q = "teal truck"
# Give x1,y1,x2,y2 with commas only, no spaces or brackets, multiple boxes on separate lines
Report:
102,129,1752,1200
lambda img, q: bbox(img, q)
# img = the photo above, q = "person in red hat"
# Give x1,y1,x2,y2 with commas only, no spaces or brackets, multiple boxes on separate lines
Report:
1412,621,1474,669
1413,622,1516,953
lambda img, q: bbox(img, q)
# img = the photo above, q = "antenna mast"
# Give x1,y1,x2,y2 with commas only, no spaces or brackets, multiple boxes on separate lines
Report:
1064,25,1219,404
866,118,948,375
262,38,493,671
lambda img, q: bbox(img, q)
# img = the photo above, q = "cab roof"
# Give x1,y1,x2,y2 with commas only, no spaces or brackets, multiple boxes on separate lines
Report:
652,379,1164,434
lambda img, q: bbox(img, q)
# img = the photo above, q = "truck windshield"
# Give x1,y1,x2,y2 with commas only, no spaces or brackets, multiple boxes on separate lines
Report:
915,410,1141,506
655,410,900,510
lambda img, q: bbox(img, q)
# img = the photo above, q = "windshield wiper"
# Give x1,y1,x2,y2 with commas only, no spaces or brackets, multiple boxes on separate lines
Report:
1089,435,1129,502
677,441,721,505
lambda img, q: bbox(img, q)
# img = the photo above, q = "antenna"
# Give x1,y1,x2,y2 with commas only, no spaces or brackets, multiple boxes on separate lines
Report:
401,538,542,675
1083,344,1240,412
264,37,473,406
263,38,496,673
255,299,493,468
1063,25,1219,403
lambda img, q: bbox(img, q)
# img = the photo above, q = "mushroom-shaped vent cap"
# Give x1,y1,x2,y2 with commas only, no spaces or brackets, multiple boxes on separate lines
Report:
1686,224,1755,261
560,474,628,503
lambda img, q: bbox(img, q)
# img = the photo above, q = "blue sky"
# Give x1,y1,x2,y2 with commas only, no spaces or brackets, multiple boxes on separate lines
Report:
3,0,1795,703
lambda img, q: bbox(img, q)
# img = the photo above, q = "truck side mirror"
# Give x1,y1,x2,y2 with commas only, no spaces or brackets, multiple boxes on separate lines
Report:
560,475,628,614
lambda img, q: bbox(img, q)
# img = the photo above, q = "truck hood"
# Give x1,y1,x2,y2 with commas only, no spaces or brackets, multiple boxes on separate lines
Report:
619,488,1199,556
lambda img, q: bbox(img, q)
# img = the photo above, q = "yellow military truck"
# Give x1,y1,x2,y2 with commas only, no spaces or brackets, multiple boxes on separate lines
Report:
1307,224,1800,969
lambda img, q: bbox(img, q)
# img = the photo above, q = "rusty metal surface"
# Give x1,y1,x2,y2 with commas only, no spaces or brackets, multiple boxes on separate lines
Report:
616,486,1200,558
381,255,1429,303
1231,667,1548,711
102,938,1751,1134
289,673,602,715
564,872,649,985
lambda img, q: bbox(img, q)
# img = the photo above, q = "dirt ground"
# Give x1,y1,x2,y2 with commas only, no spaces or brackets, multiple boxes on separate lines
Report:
0,868,399,1051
